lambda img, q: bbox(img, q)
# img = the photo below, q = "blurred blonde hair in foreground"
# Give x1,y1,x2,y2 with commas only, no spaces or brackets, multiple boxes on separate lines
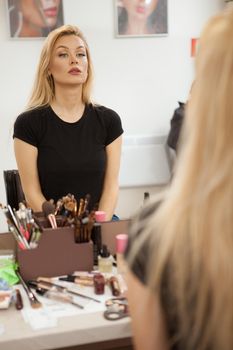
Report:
129,6,233,350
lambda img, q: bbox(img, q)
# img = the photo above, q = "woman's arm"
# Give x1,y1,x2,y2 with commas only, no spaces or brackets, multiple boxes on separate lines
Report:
126,269,169,350
14,138,46,212
98,135,122,220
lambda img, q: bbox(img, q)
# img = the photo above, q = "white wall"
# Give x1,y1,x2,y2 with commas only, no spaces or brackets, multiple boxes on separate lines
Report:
0,0,223,230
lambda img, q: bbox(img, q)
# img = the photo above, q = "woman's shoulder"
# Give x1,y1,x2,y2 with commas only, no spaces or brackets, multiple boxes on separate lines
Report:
15,106,49,123
14,106,50,145
87,103,123,144
89,103,121,120
124,197,164,284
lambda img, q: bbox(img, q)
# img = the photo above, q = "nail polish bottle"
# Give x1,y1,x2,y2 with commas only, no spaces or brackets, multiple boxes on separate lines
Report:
93,273,105,295
98,244,112,273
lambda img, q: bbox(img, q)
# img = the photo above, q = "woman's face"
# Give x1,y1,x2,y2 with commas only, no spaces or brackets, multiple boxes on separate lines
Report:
122,0,158,19
49,35,88,87
20,0,61,28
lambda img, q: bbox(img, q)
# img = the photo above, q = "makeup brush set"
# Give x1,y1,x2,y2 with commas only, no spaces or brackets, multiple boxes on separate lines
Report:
0,202,42,250
0,195,96,281
0,192,97,250
41,193,96,243
1,193,127,281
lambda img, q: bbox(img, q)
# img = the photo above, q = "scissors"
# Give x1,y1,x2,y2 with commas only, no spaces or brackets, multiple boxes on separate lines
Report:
103,297,129,321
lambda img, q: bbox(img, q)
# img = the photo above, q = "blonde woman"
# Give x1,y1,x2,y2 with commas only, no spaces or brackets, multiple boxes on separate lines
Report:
125,7,233,350
14,25,123,220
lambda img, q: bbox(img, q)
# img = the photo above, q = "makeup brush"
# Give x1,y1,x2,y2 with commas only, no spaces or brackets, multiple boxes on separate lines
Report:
8,220,27,250
82,194,91,216
37,278,101,303
27,282,84,309
3,206,30,249
77,198,84,218
17,272,42,309
41,290,84,309
54,199,63,215
42,201,57,229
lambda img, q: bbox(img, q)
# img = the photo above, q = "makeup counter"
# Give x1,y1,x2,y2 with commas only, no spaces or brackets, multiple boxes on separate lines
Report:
0,219,132,350
0,299,132,350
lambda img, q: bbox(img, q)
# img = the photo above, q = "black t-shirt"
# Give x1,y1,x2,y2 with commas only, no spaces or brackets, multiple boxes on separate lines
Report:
13,104,123,209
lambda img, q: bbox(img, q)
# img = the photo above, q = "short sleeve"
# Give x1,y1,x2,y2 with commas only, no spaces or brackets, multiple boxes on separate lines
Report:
104,108,123,146
13,109,43,147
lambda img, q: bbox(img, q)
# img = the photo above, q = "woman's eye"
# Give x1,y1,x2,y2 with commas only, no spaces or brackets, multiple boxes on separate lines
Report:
58,53,68,57
77,53,86,58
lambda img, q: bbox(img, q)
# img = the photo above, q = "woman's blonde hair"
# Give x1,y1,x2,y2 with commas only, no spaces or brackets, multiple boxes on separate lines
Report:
26,24,94,109
129,7,233,350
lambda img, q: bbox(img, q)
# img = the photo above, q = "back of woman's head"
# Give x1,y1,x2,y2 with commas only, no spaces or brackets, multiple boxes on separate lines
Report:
186,6,233,173
27,24,94,109
145,8,233,350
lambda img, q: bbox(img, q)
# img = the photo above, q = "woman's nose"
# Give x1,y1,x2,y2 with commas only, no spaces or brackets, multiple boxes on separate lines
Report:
70,54,78,64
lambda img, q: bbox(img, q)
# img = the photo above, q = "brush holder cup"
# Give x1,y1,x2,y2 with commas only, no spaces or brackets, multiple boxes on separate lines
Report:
17,226,93,281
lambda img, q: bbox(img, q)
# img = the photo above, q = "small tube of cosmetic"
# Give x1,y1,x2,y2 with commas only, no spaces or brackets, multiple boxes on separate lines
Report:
59,275,94,286
109,276,121,297
15,289,23,310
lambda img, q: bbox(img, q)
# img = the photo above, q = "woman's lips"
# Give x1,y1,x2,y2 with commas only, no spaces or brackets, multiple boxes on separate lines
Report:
68,68,81,75
136,6,146,14
43,7,58,17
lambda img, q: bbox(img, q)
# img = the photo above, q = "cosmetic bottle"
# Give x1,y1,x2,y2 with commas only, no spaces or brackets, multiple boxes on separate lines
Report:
116,234,128,275
93,273,105,295
109,276,121,297
15,289,23,310
115,234,128,294
91,222,102,266
98,245,113,273
95,210,106,222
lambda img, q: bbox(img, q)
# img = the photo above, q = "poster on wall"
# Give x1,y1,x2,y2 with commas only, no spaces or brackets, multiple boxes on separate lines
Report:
115,0,168,38
6,0,64,38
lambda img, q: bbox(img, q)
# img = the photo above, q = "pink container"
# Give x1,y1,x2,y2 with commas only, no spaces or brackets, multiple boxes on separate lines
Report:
116,234,128,254
95,211,106,222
